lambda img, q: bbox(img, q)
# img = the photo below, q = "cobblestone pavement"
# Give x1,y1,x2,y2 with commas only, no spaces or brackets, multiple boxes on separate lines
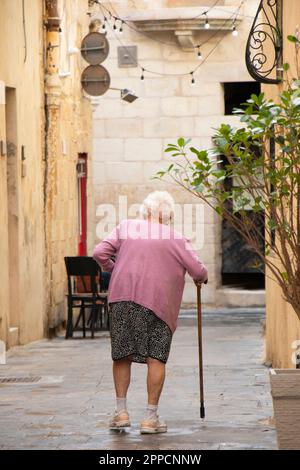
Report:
0,309,277,450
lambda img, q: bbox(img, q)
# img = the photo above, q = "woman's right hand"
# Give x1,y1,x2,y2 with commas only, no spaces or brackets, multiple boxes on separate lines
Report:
194,278,208,287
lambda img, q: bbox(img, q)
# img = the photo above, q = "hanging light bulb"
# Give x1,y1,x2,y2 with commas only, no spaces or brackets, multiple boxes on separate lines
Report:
119,20,124,34
102,16,107,31
190,72,195,86
113,17,117,30
232,23,238,37
197,46,202,60
140,68,145,81
204,14,210,29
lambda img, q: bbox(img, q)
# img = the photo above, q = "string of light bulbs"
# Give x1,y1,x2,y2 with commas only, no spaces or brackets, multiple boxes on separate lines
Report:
95,1,245,75
107,0,241,54
105,0,253,25
104,0,222,23
96,0,245,53
107,4,243,82
104,1,245,86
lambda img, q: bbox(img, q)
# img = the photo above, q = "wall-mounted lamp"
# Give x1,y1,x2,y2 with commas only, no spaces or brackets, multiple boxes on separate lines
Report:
110,87,138,103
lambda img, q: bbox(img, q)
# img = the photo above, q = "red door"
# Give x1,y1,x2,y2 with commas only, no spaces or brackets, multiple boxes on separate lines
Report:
77,153,88,256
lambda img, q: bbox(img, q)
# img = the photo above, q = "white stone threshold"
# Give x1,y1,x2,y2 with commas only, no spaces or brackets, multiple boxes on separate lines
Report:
216,287,266,308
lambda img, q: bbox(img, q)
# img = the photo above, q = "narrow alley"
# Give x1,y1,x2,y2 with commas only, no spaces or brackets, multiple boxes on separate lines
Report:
0,308,276,450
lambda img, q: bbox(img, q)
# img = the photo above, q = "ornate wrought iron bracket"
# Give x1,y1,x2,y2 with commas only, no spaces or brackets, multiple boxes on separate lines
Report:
246,0,283,84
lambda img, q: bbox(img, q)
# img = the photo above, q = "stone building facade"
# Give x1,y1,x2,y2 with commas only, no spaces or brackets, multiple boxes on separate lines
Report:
90,0,263,307
0,0,93,348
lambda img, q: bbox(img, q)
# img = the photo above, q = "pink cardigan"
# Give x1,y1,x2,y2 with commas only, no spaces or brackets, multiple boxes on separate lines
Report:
93,219,208,333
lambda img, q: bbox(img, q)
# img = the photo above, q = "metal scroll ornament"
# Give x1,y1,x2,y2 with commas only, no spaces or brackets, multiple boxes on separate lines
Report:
245,0,283,84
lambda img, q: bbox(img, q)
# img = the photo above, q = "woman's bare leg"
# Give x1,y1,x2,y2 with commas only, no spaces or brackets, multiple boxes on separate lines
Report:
146,357,166,405
113,357,132,398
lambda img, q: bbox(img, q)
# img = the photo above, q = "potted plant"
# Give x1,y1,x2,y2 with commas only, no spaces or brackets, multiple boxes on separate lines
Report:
155,36,300,450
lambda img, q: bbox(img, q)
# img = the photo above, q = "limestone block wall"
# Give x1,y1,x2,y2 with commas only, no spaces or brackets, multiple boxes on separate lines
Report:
91,0,260,305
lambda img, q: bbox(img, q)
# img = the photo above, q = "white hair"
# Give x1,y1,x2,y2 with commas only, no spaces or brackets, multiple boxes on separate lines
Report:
139,191,175,224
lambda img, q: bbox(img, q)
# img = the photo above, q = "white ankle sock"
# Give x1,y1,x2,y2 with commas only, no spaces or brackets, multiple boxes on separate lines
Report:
116,397,127,413
146,404,158,420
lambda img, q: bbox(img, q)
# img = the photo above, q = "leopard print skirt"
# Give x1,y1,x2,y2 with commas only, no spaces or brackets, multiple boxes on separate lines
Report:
109,301,173,364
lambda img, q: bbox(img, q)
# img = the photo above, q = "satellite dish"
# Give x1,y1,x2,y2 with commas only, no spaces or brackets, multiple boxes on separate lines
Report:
81,65,111,96
81,32,109,65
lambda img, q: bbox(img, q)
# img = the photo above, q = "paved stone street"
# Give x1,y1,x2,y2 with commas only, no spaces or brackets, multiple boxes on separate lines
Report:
0,309,276,450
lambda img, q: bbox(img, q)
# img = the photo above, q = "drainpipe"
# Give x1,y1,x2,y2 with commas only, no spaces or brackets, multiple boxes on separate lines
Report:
44,0,61,335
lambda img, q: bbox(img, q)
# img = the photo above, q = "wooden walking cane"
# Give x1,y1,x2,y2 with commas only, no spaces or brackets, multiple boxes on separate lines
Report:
197,281,206,419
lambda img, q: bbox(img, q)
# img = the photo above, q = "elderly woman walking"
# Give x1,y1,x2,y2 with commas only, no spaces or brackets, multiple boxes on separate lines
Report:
93,191,208,434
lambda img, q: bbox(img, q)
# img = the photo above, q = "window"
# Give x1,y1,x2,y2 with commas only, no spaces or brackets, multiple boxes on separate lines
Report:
223,81,261,115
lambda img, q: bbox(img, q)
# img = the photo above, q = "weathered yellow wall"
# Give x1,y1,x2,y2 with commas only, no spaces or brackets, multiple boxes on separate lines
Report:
266,265,300,369
0,1,45,346
263,0,300,368
44,0,93,330
0,0,93,347
0,80,9,345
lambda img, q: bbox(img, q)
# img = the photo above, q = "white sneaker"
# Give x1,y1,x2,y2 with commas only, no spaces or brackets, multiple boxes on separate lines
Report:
109,410,131,430
140,416,167,434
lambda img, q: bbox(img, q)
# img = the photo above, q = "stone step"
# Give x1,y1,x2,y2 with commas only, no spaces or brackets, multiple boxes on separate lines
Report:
216,287,265,308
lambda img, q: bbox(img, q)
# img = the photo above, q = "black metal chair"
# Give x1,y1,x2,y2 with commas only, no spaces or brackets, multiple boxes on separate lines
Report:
64,256,109,339
96,270,111,330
